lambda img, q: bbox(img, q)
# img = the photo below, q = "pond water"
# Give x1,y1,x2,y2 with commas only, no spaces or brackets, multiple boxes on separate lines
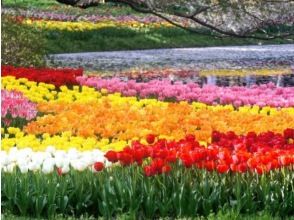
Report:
48,44,294,87
114,74,294,87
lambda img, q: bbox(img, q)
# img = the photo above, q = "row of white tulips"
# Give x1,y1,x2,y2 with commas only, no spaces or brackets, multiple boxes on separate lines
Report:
0,146,112,174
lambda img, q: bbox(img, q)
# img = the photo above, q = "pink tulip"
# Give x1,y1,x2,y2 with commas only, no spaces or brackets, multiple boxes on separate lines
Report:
76,76,294,108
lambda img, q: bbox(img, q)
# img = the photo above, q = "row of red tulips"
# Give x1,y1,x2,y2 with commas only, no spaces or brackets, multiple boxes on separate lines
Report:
2,65,83,87
104,129,294,176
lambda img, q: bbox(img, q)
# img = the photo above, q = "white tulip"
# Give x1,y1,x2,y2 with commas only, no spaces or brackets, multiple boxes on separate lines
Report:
105,160,112,168
53,151,66,162
0,151,9,167
55,156,64,167
70,159,79,169
46,146,56,155
80,156,92,167
61,165,70,174
8,150,17,163
42,158,55,174
59,157,69,168
23,147,33,155
27,162,35,171
90,165,96,173
0,151,7,157
42,165,54,174
28,161,41,171
76,162,86,171
32,157,39,166
93,149,104,157
17,158,28,167
6,164,15,173
68,148,79,159
96,155,105,163
9,147,18,155
42,152,52,160
32,152,46,163
19,165,29,173
71,160,86,171
1,147,113,173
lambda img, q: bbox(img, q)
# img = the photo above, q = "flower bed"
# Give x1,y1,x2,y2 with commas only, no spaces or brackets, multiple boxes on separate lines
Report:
3,130,292,175
92,67,292,79
2,65,83,87
2,8,165,23
22,18,172,31
1,65,294,218
1,90,37,121
77,76,294,107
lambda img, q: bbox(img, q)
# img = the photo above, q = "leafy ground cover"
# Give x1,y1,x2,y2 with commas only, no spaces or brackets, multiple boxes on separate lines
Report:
3,211,289,220
2,169,293,219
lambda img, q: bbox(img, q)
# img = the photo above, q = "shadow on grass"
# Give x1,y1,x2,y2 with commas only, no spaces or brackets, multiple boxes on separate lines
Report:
44,26,287,54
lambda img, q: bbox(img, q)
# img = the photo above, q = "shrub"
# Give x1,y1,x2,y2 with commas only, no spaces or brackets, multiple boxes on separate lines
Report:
1,15,47,67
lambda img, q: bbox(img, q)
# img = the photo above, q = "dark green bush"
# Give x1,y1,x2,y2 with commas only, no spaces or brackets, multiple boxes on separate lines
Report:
1,15,47,67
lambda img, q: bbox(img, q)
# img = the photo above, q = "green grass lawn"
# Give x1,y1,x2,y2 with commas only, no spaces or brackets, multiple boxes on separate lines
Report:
43,26,288,54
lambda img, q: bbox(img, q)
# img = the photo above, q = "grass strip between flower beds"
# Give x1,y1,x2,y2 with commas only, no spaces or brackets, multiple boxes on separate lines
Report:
2,167,293,219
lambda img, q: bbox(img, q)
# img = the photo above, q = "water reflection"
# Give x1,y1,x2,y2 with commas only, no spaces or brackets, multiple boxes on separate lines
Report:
200,74,294,87
114,74,294,87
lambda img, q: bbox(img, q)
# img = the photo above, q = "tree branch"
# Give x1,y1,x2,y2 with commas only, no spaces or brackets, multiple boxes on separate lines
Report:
55,0,294,40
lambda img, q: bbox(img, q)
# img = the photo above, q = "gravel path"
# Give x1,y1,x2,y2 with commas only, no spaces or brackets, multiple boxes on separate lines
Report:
48,44,294,72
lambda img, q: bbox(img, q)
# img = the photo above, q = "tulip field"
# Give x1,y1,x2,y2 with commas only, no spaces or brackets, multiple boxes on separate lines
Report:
1,1,294,218
1,64,294,219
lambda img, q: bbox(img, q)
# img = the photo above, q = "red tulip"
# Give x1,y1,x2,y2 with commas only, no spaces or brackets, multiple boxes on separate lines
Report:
181,154,193,168
279,155,292,166
267,159,280,170
247,131,257,139
205,161,216,171
105,150,118,163
212,131,221,142
162,164,172,174
133,149,145,162
166,150,177,163
1,65,83,87
108,129,293,175
247,158,258,169
151,159,165,173
236,163,248,173
119,153,133,166
255,165,266,175
226,131,237,139
144,165,155,177
94,162,104,172
185,134,195,142
230,164,238,172
57,167,63,176
146,134,156,144
284,128,294,139
217,164,229,174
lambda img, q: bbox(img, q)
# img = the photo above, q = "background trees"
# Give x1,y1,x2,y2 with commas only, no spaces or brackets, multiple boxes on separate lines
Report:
56,0,294,39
